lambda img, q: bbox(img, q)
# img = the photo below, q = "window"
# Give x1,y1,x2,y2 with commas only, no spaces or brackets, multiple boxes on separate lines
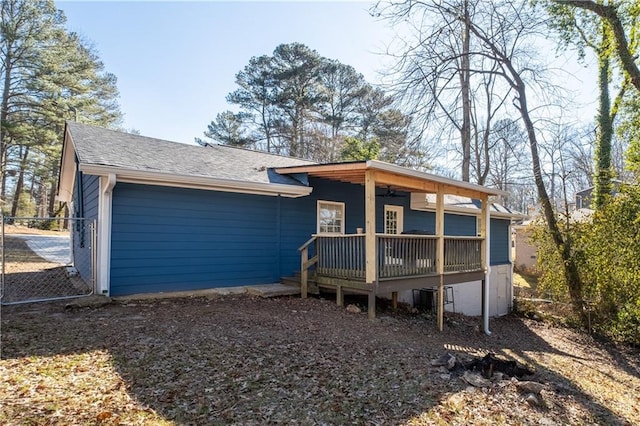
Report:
317,201,345,234
384,205,404,235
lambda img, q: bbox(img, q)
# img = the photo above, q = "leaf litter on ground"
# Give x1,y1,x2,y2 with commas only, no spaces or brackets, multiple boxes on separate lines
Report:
1,294,639,425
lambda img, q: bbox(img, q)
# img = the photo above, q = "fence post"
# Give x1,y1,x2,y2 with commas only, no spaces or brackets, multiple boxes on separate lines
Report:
1,214,4,299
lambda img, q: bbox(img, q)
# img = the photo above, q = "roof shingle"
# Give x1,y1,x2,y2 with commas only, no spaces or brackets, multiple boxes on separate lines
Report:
67,122,314,186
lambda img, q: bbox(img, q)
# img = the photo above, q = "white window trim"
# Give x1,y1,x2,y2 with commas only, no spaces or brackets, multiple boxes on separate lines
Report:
384,205,404,235
317,200,345,235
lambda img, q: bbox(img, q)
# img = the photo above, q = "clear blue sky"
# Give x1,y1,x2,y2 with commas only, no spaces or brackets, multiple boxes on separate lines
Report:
58,1,395,144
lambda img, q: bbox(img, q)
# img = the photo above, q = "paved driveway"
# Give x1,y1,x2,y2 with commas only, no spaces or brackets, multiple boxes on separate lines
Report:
11,234,71,264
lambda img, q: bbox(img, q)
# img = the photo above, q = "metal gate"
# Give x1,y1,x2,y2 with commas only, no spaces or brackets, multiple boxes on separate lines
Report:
0,216,96,305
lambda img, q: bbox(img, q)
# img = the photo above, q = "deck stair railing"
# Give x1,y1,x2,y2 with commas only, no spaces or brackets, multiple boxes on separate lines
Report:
298,235,318,298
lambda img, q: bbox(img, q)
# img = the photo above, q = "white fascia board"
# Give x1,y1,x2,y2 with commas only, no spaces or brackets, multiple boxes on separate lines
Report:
411,202,524,220
56,128,77,203
78,164,313,198
367,160,510,197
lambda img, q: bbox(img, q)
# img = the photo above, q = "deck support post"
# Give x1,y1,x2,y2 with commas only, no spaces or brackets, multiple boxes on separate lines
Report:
436,187,445,331
300,246,308,299
365,170,377,319
336,285,343,306
392,291,398,310
368,291,376,319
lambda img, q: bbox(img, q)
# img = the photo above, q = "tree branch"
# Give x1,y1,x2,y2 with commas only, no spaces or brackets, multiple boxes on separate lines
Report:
558,0,640,91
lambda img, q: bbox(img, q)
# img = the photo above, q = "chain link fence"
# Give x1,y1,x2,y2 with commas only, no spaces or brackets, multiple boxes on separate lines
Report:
0,217,96,305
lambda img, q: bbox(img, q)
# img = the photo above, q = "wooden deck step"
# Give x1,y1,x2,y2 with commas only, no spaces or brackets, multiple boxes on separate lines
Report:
246,284,301,298
280,273,319,295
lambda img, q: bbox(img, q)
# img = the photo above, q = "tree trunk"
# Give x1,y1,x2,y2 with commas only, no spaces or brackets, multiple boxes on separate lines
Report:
1,45,13,201
467,17,587,317
513,80,584,317
593,30,613,209
10,146,30,217
48,179,57,217
460,0,472,182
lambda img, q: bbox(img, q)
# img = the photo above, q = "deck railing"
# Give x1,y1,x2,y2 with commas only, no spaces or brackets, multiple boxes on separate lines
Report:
377,235,437,278
444,237,482,272
312,234,483,281
316,234,365,279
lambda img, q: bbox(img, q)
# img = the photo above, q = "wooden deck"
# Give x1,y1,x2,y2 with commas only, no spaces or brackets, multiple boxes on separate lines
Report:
298,234,486,319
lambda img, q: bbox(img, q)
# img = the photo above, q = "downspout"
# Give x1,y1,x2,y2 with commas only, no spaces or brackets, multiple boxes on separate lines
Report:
483,201,492,335
98,173,116,295
508,220,514,313
276,194,281,280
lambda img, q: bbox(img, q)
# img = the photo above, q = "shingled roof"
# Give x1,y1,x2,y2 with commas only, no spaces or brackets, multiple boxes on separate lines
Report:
66,121,314,185
57,122,316,202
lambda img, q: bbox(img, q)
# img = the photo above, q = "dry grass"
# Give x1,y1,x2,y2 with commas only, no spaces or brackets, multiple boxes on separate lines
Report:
3,224,69,236
1,295,639,425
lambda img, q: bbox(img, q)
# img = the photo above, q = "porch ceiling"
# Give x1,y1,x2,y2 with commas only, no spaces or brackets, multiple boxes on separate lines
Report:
275,160,507,199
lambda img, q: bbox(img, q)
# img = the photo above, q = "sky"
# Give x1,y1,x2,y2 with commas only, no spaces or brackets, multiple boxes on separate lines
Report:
58,0,397,144
58,1,598,146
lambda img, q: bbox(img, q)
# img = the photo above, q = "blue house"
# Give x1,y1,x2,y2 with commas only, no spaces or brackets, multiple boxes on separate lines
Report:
57,122,518,333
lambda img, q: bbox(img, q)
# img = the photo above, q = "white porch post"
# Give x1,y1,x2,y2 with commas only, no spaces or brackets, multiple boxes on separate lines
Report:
436,187,445,331
98,174,116,295
481,194,492,335
365,170,377,319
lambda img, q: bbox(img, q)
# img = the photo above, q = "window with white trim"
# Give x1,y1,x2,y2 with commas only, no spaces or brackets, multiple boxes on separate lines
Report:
384,205,404,235
317,201,345,234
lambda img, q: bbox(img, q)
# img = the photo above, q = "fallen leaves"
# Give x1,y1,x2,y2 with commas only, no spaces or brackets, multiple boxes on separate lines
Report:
0,295,638,425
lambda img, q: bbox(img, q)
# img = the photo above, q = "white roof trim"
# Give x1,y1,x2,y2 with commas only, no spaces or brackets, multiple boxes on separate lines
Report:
414,203,525,219
56,127,77,203
366,160,510,197
78,164,313,198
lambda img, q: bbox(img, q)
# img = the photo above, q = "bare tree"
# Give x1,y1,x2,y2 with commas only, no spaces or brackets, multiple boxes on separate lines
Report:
470,61,511,185
375,0,476,181
467,1,585,314
378,0,586,315
486,118,529,209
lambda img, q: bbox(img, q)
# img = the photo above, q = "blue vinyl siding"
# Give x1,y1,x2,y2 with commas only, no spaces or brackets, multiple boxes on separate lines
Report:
106,177,512,295
72,172,98,281
110,183,280,296
490,218,511,265
82,174,99,220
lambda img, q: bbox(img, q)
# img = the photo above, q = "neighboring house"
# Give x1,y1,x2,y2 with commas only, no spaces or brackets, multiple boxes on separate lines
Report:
57,122,520,332
512,208,593,274
575,180,623,209
513,222,537,272
575,187,593,210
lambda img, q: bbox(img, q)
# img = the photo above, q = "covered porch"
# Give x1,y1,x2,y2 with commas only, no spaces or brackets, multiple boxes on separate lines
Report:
276,160,506,332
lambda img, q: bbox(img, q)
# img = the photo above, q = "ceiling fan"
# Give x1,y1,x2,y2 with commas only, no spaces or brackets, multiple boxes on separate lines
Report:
376,185,407,198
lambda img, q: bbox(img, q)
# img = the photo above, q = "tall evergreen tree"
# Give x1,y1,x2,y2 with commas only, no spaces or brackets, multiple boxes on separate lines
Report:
1,0,121,216
200,42,430,166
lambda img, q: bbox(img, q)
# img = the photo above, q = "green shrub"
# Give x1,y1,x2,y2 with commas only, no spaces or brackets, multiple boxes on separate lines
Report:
532,185,640,345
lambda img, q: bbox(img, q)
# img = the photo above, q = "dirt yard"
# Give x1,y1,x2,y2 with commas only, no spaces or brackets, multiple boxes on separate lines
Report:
1,295,639,425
